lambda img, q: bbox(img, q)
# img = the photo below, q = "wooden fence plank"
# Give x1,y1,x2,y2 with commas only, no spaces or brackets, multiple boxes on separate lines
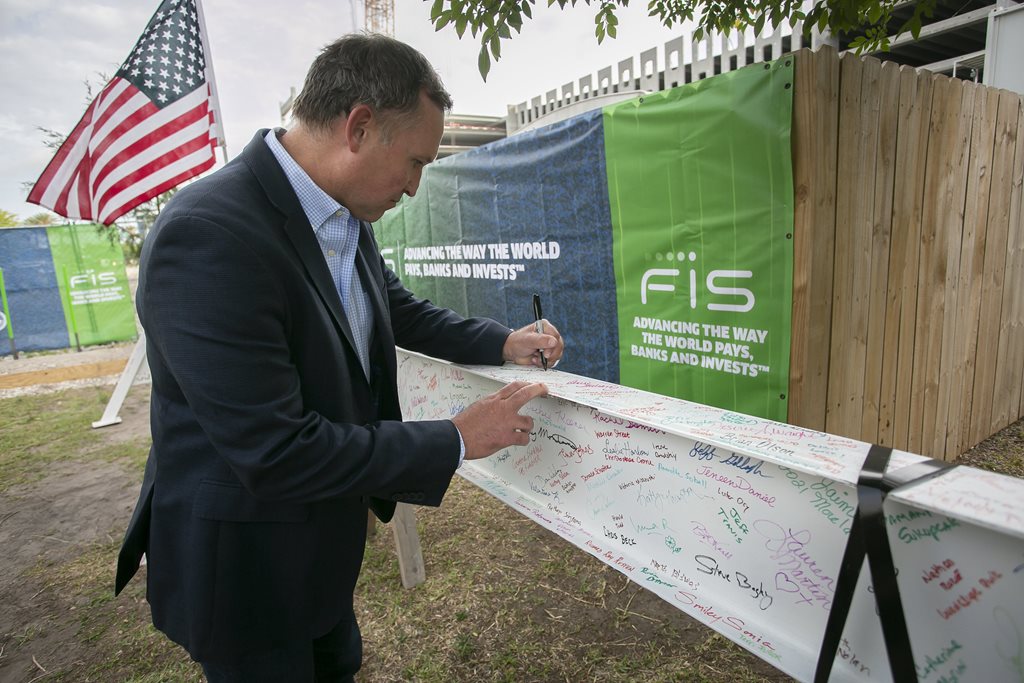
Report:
885,68,934,450
845,56,882,438
946,85,1000,458
788,47,839,432
826,53,869,439
913,74,953,458
909,75,961,456
930,80,975,459
1011,102,1024,421
991,94,1024,433
969,91,1018,446
860,60,900,445
825,54,861,438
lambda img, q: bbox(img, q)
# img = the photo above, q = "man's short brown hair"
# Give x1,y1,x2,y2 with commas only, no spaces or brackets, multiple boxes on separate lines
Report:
292,33,453,137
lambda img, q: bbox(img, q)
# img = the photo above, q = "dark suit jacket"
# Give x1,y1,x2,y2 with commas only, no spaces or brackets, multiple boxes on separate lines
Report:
115,130,510,662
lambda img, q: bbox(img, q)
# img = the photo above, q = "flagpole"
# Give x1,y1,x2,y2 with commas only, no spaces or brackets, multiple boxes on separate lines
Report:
195,0,230,162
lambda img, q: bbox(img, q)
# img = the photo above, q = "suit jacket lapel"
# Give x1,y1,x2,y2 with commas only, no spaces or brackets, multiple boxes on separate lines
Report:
241,130,360,363
283,214,359,355
355,222,396,381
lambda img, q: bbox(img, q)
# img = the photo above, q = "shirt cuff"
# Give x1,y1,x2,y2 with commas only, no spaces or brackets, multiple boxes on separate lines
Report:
452,420,466,469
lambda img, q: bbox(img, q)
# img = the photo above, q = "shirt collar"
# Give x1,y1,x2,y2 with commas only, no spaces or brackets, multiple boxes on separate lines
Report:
263,128,350,234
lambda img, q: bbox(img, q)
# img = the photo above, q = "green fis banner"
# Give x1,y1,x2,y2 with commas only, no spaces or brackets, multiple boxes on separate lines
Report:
605,59,794,421
47,224,136,348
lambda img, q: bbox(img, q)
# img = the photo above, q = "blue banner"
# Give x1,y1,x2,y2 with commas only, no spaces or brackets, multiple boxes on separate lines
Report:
375,109,619,383
0,227,68,354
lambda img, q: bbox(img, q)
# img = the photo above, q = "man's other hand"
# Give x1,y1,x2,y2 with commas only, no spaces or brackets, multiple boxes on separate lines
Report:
452,381,548,460
503,320,564,368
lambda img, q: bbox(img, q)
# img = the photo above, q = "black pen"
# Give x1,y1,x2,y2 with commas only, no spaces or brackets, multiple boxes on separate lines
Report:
532,293,547,370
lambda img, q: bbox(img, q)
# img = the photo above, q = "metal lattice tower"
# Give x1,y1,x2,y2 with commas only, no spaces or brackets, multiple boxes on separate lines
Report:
365,0,394,35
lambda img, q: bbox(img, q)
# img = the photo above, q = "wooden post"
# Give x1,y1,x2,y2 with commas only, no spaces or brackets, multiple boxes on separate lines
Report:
366,510,376,538
366,508,426,589
389,503,425,589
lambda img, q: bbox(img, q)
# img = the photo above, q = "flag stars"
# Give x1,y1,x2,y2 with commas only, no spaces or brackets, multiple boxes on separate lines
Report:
114,0,206,106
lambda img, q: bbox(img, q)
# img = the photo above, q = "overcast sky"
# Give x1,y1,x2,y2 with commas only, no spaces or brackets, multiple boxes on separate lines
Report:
0,0,692,221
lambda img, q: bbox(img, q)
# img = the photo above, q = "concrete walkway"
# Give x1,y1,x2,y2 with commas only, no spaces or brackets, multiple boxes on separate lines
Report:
0,341,145,397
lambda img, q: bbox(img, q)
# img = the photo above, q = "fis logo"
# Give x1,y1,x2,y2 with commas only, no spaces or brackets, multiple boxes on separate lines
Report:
69,272,117,288
641,252,754,313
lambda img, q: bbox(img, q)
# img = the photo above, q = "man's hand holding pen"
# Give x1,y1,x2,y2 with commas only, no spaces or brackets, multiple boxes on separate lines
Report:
502,316,564,369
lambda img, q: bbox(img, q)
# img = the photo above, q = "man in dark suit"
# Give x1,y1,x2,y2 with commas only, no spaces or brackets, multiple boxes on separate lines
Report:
114,33,563,682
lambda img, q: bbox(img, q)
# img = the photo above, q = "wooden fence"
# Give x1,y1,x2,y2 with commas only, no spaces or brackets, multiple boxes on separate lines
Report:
788,46,1024,461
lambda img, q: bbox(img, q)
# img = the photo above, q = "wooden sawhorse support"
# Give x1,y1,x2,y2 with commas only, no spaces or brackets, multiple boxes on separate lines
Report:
368,504,425,588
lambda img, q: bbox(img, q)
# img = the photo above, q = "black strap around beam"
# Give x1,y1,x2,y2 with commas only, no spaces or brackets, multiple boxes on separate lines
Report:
813,445,955,683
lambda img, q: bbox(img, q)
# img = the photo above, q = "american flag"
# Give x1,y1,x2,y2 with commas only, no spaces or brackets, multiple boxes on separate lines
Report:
27,0,222,226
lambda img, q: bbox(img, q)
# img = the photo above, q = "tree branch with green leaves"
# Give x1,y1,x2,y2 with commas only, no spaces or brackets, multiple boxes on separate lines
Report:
428,0,936,79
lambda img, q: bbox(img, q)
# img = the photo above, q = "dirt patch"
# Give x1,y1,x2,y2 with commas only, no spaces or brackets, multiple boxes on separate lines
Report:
0,462,138,582
0,389,149,683
0,464,141,683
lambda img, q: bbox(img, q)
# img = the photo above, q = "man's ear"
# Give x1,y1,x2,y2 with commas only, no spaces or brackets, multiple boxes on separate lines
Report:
344,104,375,152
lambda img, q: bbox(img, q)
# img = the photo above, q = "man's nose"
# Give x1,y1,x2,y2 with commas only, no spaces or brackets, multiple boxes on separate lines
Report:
405,169,423,197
